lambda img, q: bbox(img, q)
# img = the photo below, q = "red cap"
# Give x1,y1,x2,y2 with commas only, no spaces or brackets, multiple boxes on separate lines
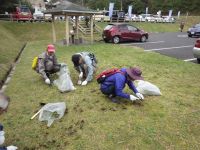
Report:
47,44,55,53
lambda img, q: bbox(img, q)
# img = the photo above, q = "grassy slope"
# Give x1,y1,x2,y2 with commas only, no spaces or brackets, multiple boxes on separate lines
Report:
0,21,65,86
1,42,200,149
0,23,22,82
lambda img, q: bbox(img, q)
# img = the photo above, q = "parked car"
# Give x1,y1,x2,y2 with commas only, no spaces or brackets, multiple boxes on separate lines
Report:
162,16,175,23
33,6,52,21
102,23,148,44
193,38,200,63
11,6,32,21
187,24,200,37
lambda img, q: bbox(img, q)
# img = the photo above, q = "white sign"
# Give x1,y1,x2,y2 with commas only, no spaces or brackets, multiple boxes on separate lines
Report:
128,5,132,19
109,3,114,18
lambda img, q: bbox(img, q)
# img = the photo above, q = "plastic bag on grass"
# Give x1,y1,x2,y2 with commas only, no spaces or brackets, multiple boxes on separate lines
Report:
39,102,66,127
136,80,162,96
53,63,76,92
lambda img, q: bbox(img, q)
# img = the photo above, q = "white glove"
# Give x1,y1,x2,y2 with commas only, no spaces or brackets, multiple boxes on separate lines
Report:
130,95,139,101
45,78,51,85
79,72,83,79
81,80,88,86
136,93,144,100
77,80,82,85
7,145,18,150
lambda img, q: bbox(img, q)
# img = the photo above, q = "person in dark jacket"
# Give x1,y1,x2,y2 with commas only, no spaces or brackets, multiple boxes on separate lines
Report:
100,67,144,103
71,52,97,86
0,124,18,150
35,44,60,85
180,21,185,32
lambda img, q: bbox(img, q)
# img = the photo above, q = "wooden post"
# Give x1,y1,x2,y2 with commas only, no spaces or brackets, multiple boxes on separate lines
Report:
52,14,56,43
65,14,69,46
75,16,79,39
90,15,94,44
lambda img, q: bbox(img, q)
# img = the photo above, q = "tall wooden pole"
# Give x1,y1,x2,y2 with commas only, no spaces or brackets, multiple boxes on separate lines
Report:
65,14,69,46
90,15,94,44
75,16,79,39
52,14,56,43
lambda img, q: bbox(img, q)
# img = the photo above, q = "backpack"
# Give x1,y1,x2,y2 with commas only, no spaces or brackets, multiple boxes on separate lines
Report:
96,68,122,84
88,53,97,64
32,56,38,70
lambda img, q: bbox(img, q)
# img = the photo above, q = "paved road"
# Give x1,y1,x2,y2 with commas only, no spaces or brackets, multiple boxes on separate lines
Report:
120,32,199,64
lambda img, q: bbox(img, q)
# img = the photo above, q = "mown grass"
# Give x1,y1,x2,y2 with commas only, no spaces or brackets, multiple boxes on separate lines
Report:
0,22,22,83
1,41,200,149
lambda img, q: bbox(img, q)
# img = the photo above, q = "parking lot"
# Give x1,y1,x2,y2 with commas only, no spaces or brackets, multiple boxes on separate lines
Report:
120,32,198,64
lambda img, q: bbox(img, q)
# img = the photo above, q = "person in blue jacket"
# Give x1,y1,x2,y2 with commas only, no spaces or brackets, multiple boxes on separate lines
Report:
100,67,144,103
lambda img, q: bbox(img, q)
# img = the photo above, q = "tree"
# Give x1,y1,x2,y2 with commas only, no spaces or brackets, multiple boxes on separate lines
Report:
0,0,33,14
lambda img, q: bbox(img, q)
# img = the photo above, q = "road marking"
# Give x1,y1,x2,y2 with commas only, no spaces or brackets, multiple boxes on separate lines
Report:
145,45,193,51
135,41,165,44
121,41,165,45
184,58,196,62
177,35,188,38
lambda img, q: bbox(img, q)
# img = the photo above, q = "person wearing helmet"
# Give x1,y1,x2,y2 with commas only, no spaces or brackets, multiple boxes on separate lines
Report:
35,44,60,85
99,67,144,103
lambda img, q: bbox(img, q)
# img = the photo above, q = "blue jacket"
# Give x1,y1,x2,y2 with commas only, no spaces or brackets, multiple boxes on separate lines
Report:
100,68,138,99
0,147,6,150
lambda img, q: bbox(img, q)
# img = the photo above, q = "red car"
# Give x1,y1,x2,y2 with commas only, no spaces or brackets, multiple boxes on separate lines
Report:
102,23,148,44
193,38,200,63
11,6,32,22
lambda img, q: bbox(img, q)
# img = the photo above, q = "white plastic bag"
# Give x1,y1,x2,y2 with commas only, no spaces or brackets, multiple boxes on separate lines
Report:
39,102,66,127
136,80,162,96
53,63,76,92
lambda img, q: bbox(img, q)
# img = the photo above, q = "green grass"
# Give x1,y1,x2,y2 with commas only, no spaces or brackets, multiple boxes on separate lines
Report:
1,41,200,149
0,22,22,83
0,19,188,85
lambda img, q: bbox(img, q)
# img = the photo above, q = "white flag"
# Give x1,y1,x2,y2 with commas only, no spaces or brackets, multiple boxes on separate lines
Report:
168,10,173,18
128,5,132,19
145,7,148,15
109,3,114,18
177,11,180,18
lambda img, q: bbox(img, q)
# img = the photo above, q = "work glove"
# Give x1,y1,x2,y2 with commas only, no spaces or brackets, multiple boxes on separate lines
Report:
79,72,83,79
77,80,82,85
136,93,144,100
45,78,51,85
81,80,88,86
130,95,139,102
0,131,5,145
7,145,18,150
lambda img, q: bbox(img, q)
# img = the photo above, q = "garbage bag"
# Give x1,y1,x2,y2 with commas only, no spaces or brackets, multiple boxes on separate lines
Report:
53,63,76,92
136,80,162,96
39,102,66,127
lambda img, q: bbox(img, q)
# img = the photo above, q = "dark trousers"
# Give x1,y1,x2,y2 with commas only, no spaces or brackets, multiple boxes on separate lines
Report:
100,85,115,96
45,65,60,78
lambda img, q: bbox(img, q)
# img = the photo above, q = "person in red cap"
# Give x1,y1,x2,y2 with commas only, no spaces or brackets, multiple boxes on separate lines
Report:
99,67,144,103
35,44,60,85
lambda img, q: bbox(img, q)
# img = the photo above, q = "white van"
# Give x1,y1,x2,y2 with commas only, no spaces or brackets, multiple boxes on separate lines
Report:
33,6,51,21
